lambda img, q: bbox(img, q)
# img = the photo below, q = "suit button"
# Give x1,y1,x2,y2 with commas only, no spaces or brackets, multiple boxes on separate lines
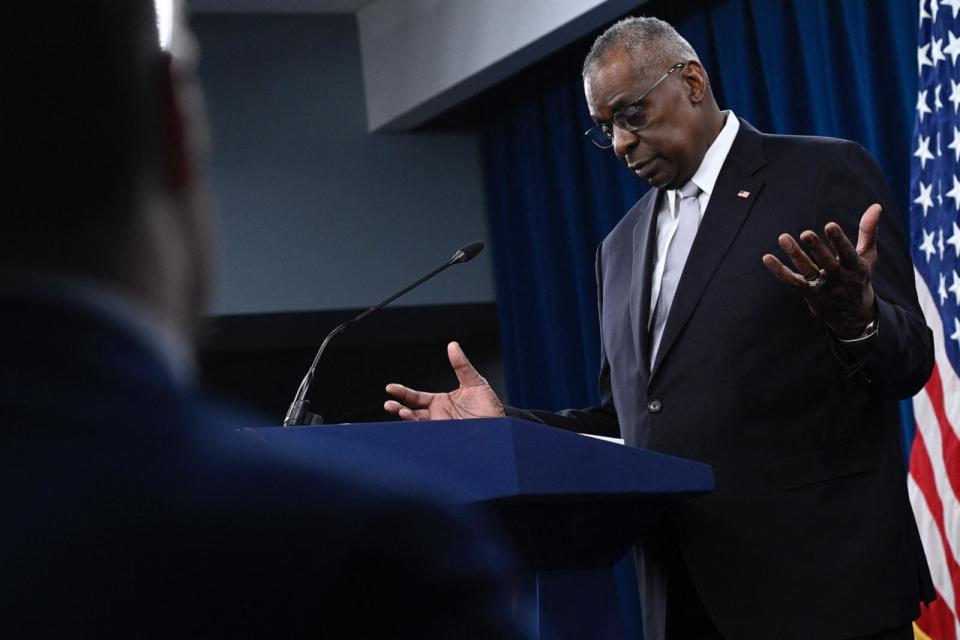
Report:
648,399,662,413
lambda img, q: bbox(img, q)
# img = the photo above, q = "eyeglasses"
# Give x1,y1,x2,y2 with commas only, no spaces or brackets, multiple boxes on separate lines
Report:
583,62,686,149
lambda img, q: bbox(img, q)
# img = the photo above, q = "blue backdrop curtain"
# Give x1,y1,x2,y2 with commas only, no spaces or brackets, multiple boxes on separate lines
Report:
479,0,919,450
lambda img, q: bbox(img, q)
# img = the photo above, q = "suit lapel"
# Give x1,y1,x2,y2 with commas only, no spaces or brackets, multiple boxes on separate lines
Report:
651,120,767,377
629,190,660,381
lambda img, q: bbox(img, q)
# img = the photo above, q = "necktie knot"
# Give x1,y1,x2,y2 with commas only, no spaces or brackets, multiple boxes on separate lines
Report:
679,180,701,200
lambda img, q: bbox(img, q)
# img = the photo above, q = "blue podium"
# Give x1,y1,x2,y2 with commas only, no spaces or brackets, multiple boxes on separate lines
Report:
257,418,713,638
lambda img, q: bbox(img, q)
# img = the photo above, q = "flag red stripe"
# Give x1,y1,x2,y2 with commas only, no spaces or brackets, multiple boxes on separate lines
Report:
916,588,959,640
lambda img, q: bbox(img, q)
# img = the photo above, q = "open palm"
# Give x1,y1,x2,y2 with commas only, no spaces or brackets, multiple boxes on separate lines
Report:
384,342,505,421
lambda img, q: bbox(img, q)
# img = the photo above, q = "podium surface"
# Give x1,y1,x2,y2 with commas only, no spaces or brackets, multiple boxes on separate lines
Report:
256,417,712,500
257,418,712,566
256,418,714,638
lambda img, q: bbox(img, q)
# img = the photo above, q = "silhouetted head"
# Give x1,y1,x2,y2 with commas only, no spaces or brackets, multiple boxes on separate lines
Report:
0,0,215,341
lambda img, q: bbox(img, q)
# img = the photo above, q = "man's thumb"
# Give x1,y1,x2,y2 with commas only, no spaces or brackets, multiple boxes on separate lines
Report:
448,341,484,387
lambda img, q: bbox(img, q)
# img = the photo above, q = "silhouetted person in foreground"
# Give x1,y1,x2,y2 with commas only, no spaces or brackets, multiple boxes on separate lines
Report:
0,3,525,637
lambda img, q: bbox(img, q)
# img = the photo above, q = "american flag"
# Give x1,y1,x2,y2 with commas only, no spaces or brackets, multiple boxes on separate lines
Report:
910,1,960,638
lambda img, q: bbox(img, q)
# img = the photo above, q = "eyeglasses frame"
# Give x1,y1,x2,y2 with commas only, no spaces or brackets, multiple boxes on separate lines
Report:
583,61,687,149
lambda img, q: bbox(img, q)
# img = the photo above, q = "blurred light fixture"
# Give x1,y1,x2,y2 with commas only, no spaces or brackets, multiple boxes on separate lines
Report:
155,0,174,51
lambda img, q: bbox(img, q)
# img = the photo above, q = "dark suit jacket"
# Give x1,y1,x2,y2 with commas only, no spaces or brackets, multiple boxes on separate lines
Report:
511,119,935,639
0,292,524,638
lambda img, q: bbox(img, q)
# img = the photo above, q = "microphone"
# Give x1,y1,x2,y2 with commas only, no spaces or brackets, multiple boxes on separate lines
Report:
282,241,486,426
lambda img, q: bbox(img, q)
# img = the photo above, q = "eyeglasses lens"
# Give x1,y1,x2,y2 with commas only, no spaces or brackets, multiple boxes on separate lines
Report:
588,127,613,148
615,105,645,131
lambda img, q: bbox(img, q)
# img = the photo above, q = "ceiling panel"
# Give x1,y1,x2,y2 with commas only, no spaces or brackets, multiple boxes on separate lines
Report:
190,0,377,13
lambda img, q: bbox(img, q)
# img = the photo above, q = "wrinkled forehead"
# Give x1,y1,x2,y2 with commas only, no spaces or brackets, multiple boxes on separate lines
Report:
583,49,655,119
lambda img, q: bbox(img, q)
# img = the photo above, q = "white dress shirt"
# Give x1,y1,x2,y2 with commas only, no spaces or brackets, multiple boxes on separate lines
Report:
647,111,741,348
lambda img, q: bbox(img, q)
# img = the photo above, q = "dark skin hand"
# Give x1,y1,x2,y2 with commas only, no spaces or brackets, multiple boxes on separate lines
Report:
384,342,505,421
762,203,880,338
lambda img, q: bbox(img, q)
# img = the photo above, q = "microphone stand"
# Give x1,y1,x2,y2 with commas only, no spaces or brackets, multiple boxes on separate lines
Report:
282,242,483,427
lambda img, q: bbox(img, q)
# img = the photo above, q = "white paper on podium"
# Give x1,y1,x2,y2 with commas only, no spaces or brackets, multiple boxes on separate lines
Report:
578,433,625,445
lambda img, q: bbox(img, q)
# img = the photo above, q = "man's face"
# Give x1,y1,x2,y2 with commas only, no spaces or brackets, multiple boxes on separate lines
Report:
584,47,703,190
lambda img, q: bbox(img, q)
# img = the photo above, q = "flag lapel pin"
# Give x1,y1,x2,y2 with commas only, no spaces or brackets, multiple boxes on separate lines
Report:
737,190,750,198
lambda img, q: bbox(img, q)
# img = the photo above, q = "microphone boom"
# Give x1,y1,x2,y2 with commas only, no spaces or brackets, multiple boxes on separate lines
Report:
282,241,485,426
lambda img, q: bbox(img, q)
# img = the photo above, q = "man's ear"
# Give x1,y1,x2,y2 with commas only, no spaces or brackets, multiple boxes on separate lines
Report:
682,60,708,104
157,52,192,192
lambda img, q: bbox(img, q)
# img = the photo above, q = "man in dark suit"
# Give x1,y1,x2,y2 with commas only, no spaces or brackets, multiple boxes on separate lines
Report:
385,16,934,640
0,2,525,637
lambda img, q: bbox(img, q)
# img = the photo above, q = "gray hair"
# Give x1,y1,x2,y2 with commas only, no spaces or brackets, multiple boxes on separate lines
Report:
582,16,699,79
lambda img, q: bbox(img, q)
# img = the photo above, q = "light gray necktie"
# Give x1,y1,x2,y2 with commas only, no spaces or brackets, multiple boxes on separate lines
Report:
650,180,702,367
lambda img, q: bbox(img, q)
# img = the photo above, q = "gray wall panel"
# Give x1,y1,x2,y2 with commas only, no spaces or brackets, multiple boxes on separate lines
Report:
193,14,496,315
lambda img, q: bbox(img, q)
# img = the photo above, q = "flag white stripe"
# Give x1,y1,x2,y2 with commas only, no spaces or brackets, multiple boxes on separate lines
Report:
908,474,960,636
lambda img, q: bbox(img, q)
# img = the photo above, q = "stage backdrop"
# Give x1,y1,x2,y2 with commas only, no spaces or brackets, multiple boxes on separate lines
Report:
478,0,918,451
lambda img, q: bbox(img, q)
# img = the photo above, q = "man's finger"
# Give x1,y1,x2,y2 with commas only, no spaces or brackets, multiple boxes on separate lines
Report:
799,230,841,274
855,204,881,260
777,233,820,278
384,399,407,415
385,383,430,408
396,407,433,421
762,253,811,288
448,342,484,388
824,222,859,270
398,406,420,421
384,400,424,421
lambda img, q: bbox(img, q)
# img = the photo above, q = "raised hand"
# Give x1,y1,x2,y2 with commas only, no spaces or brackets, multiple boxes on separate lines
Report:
761,203,880,338
384,342,506,421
